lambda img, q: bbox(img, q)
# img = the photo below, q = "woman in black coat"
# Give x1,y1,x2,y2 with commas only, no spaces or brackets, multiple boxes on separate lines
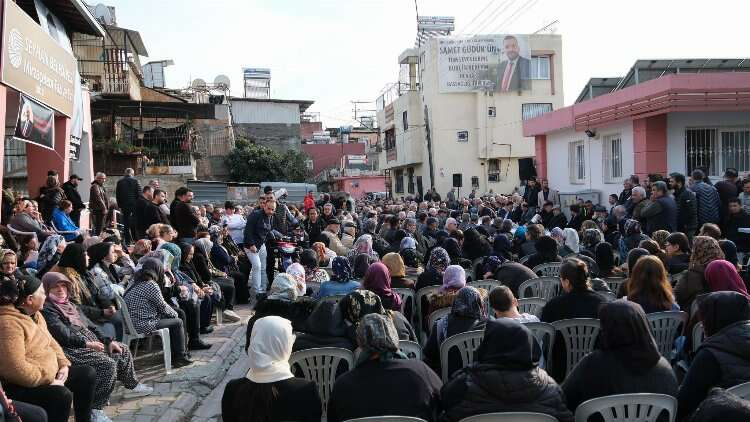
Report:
562,300,678,414
522,235,562,271
677,291,750,420
439,318,573,422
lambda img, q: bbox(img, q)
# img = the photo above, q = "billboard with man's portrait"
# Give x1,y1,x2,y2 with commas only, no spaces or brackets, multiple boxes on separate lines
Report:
438,34,531,93
13,94,55,150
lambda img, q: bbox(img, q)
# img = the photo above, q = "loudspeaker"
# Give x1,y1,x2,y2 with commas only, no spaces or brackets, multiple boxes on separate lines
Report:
518,158,536,181
452,173,463,188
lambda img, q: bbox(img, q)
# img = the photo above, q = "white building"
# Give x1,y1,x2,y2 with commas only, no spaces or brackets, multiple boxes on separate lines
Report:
377,34,563,199
523,59,750,208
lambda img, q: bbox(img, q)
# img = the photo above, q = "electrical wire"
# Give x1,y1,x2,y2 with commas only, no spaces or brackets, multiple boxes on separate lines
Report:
470,0,516,36
489,0,540,34
456,0,496,36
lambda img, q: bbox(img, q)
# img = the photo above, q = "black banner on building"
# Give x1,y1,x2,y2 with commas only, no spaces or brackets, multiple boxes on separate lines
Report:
13,94,55,151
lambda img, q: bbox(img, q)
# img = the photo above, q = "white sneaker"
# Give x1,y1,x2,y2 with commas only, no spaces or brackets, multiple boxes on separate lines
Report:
126,383,154,397
91,409,112,422
222,309,241,322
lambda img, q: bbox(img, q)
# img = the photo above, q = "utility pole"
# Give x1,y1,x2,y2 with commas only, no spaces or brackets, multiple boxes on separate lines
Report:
351,101,377,129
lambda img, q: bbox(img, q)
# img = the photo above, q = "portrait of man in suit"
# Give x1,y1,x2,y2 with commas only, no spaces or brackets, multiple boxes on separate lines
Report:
18,103,34,138
497,35,531,92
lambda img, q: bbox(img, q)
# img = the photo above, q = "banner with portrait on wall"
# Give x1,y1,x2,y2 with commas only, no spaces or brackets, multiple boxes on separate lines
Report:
13,94,55,151
438,34,531,93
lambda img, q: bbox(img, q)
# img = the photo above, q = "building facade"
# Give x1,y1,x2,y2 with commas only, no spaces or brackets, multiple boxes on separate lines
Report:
230,98,313,154
377,34,563,199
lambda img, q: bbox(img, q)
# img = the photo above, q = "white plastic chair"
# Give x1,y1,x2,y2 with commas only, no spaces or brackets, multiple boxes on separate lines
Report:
50,220,87,238
692,322,705,354
726,381,750,400
468,279,503,293
460,412,559,422
345,417,428,422
552,318,601,378
6,224,37,239
288,347,354,417
532,262,562,277
439,330,484,382
114,293,172,374
519,255,531,265
574,393,677,422
416,286,440,343
603,277,627,293
427,307,451,333
517,298,547,317
399,340,422,360
518,277,561,300
523,321,556,369
393,287,416,321
646,311,686,357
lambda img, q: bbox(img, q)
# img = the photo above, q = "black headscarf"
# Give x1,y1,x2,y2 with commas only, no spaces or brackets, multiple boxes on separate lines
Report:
492,234,512,261
627,248,650,272
700,291,750,336
443,237,462,262
595,242,616,275
598,300,661,373
87,242,113,270
133,257,165,286
353,253,374,279
534,236,559,259
463,228,491,261
475,318,540,370
57,243,87,274
400,248,421,268
719,240,739,267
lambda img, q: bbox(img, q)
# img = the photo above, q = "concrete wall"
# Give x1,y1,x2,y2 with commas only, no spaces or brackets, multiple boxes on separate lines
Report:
234,123,301,153
301,121,322,140
230,100,301,124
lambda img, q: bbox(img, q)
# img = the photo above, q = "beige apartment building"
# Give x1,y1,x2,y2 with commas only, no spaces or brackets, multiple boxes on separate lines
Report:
377,34,563,199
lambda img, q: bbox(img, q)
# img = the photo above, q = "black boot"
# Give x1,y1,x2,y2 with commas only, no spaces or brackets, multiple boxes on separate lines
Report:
172,354,193,368
188,339,212,350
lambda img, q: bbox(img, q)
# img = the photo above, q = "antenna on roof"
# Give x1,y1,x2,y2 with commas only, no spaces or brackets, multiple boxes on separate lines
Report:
533,19,559,34
214,75,231,89
191,78,207,89
93,4,115,26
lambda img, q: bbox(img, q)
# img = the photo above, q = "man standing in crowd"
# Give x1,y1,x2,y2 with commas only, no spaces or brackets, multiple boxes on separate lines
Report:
618,177,633,205
321,202,336,224
640,181,677,235
222,201,246,248
726,197,750,258
322,218,350,256
134,185,153,239
345,192,356,212
142,188,169,229
690,169,721,227
61,174,84,226
537,179,559,206
739,179,750,213
115,168,141,245
89,172,109,235
447,188,457,208
523,178,540,211
669,172,698,239
715,168,740,228
627,186,649,223
244,196,277,302
170,187,199,244
303,190,315,213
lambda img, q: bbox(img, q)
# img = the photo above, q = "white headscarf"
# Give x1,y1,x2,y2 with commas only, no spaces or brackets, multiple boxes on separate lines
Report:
246,316,295,383
286,263,306,296
562,228,580,253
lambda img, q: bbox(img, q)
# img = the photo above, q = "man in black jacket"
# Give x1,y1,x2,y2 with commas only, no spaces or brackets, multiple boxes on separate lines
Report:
725,198,750,254
618,178,633,205
244,197,277,301
142,188,169,231
170,187,199,244
61,174,85,226
134,185,153,239
640,181,677,235
669,172,698,240
115,168,141,245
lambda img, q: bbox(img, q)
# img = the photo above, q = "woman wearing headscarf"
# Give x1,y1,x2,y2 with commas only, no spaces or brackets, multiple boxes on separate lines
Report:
439,318,572,422
382,252,414,289
424,286,488,377
352,253,374,280
327,314,441,422
626,256,680,313
86,242,126,300
425,265,468,334
492,233,513,260
299,249,330,286
462,228,492,261
579,228,602,259
285,262,308,297
562,300,678,414
705,260,750,298
339,289,416,344
311,241,335,268
443,237,471,270
677,291,750,420
0,273,99,422
416,247,450,291
346,234,379,263
560,228,580,257
315,256,360,299
208,226,250,305
41,272,153,414
523,235,562,270
223,316,322,422
619,219,649,263
362,262,402,312
718,239,740,268
675,236,724,310
245,274,316,351
36,234,66,277
595,242,624,278
191,238,240,322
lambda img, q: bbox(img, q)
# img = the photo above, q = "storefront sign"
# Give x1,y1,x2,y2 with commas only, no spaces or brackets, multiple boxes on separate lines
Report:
2,0,76,116
13,94,55,150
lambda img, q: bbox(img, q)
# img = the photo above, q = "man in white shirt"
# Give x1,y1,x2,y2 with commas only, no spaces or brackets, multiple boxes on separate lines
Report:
489,285,540,323
221,201,246,247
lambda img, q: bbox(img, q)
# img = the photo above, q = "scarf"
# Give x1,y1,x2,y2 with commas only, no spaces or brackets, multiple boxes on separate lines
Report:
699,291,750,336
382,253,406,278
41,272,84,328
37,234,64,271
705,260,750,299
194,238,219,272
428,247,450,274
340,289,387,326
598,300,661,373
400,237,417,252
285,263,307,295
363,262,402,311
690,236,725,270
562,228,580,253
331,256,353,283
268,273,299,302
245,316,295,383
355,313,407,367
353,253,374,279
437,286,486,344
354,234,375,256
441,265,466,293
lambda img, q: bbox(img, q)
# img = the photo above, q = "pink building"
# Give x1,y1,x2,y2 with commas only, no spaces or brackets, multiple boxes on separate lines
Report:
301,143,366,175
333,175,386,199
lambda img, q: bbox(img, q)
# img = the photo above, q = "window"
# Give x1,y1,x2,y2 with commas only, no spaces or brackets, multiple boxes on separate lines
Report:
457,131,469,142
407,167,415,194
531,56,551,80
488,106,496,117
488,159,503,182
394,169,404,193
602,134,623,183
685,127,750,176
385,128,396,150
569,140,586,183
522,103,553,121
402,111,408,131
471,176,480,188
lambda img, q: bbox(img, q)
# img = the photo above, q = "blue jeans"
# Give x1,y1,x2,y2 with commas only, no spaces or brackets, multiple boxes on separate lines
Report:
245,244,268,294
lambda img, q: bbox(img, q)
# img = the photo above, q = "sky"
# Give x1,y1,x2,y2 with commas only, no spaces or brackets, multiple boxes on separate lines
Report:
103,0,750,128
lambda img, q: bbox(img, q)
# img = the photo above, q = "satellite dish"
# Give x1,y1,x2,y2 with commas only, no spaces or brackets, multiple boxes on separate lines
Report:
214,75,231,89
191,78,207,89
94,4,114,26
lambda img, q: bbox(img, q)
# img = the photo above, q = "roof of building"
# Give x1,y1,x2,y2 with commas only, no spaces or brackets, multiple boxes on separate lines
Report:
104,25,149,56
229,97,314,113
90,99,218,120
617,58,750,90
17,0,105,36
575,77,623,104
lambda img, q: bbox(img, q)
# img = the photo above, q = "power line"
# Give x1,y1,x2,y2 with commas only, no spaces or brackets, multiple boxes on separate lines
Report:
470,0,516,36
489,0,539,34
456,0,495,36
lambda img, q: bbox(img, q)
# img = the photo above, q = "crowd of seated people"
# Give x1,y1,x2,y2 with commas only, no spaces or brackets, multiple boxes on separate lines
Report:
4,171,750,421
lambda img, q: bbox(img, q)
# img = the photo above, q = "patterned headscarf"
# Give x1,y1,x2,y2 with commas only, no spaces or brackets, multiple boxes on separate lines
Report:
399,237,417,251
400,248,421,268
624,219,642,236
583,228,602,248
331,256,353,283
208,225,222,243
354,234,375,256
562,228,580,253
268,273,299,302
37,234,64,271
441,264,466,293
194,238,213,260
363,262,402,311
355,313,406,366
483,255,503,277
690,236,724,270
428,247,450,274
339,289,386,326
285,263,307,295
437,286,486,343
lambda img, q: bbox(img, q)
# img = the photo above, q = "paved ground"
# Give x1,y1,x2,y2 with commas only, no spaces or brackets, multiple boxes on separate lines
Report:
104,304,253,422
